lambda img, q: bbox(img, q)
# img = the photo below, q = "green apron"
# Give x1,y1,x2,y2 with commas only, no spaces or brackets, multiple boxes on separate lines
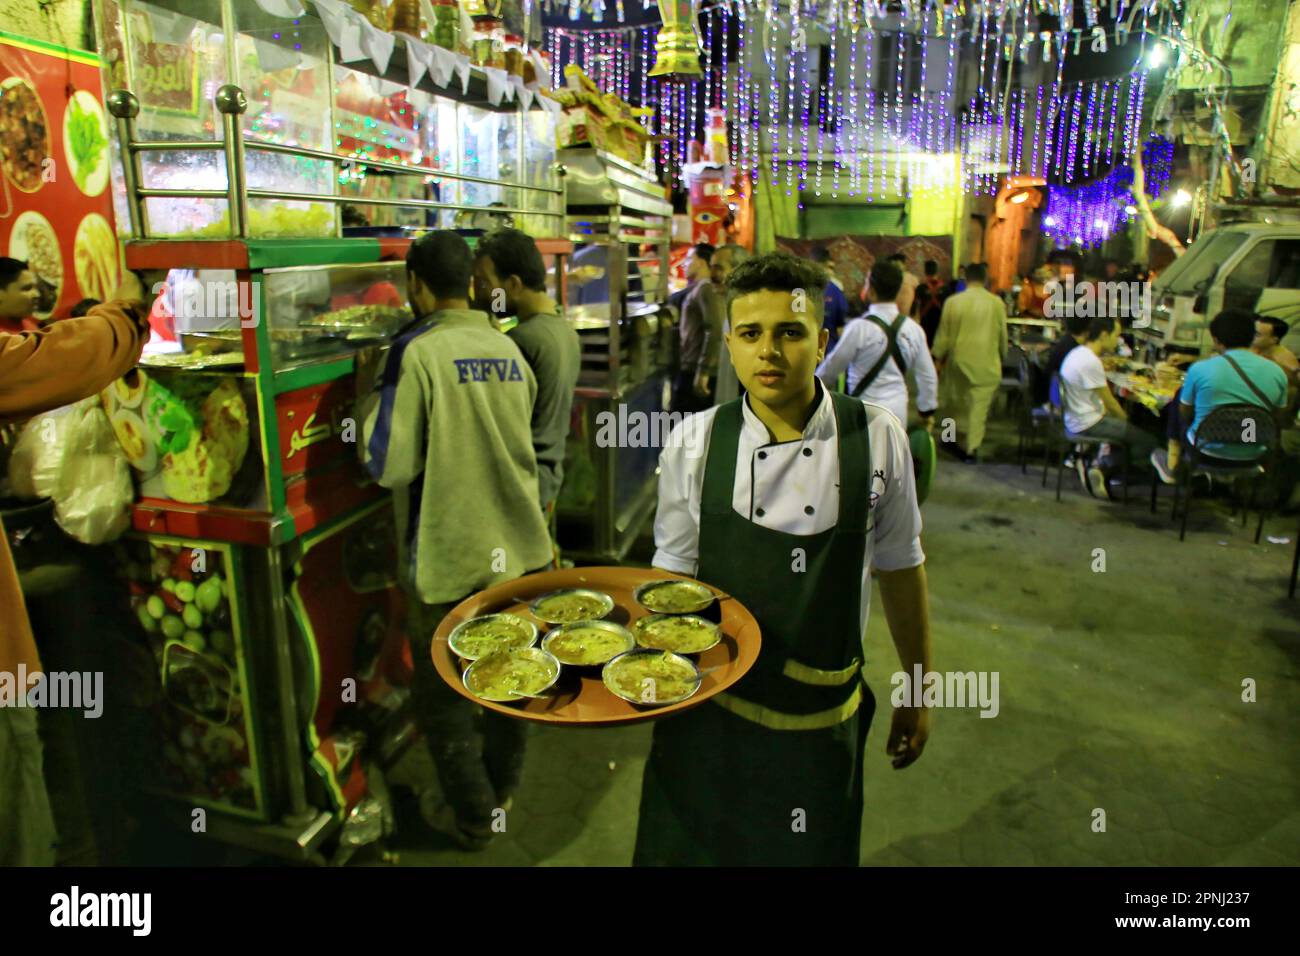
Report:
633,390,877,866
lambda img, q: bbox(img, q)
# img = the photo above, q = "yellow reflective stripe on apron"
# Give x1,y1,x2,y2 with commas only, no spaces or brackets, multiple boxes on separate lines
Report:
782,657,862,687
712,683,862,731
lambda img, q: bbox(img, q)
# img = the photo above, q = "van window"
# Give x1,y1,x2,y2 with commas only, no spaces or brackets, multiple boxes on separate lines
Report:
1161,230,1247,295
1223,239,1300,311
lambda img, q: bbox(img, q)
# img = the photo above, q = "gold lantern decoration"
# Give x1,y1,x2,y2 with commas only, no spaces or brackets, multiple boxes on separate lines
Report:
647,0,703,78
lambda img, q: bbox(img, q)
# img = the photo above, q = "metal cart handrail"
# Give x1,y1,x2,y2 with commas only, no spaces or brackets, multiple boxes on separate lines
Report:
108,85,567,240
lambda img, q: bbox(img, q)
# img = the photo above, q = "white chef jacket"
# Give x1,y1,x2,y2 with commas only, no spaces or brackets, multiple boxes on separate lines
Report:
654,383,925,643
815,303,939,426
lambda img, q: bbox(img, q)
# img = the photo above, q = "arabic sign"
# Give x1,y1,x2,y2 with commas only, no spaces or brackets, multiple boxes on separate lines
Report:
277,377,357,479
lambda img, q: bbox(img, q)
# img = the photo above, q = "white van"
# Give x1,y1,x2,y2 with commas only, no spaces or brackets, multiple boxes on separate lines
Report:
1147,223,1300,355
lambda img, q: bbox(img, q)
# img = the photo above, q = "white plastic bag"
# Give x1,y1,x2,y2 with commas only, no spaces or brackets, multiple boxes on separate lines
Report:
6,401,85,500
52,402,134,544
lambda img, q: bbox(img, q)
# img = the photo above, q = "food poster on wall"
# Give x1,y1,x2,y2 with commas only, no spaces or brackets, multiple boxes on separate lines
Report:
0,33,120,322
119,537,266,818
100,368,261,508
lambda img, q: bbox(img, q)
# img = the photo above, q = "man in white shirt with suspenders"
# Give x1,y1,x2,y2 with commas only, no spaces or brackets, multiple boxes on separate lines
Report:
816,259,939,430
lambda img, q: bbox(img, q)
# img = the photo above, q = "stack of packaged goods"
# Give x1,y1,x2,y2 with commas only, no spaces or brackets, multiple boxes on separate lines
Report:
544,65,653,166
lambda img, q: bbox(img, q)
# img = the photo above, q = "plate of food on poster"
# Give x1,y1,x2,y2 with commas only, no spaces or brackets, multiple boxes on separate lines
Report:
7,210,62,317
63,88,109,197
1,35,121,320
0,75,50,194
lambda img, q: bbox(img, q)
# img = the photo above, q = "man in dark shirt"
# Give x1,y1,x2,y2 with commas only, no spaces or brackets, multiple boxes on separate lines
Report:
473,228,582,517
669,243,715,314
811,246,849,348
675,245,739,413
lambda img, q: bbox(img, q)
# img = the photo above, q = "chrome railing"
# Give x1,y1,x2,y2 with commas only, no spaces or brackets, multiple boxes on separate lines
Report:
107,85,566,240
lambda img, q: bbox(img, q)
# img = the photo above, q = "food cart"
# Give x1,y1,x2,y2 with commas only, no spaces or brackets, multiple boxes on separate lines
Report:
556,147,674,561
96,0,567,861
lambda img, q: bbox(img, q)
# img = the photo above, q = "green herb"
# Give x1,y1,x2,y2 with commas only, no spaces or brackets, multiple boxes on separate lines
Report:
67,96,107,190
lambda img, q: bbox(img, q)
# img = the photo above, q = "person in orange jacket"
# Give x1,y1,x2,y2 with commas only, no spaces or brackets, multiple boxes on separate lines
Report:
0,271,151,866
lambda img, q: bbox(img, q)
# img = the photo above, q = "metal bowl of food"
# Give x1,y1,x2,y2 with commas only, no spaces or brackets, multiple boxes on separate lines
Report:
633,614,721,655
528,588,616,625
602,649,702,707
633,579,716,615
542,620,636,668
462,647,561,703
447,613,539,662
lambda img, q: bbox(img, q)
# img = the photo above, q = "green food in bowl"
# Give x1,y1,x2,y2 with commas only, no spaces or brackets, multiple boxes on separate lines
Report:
531,590,613,624
635,580,714,615
543,623,634,666
464,649,559,702
634,615,720,654
603,650,701,705
449,614,537,660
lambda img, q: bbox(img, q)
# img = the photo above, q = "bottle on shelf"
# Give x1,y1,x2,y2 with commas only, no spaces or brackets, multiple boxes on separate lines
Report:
389,0,423,35
427,0,460,51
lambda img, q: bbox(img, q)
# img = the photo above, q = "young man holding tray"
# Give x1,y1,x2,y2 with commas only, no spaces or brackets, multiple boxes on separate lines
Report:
359,231,553,850
635,252,933,866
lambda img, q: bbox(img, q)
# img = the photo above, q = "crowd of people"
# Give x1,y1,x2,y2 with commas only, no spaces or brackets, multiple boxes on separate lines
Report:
673,245,1299,507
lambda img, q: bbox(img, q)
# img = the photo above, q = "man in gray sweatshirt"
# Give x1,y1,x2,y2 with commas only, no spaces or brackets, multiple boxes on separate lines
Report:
473,228,581,530
360,230,552,849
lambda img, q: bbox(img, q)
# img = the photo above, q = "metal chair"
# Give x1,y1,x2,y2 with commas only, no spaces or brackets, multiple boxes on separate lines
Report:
1015,352,1052,473
1154,403,1280,542
1042,375,1132,502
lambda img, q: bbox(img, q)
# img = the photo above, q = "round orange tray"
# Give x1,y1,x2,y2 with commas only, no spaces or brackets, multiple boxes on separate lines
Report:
431,566,762,726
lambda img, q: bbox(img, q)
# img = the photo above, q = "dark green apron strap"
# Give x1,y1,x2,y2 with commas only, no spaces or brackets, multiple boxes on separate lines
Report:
700,400,744,516
830,392,872,534
850,314,907,398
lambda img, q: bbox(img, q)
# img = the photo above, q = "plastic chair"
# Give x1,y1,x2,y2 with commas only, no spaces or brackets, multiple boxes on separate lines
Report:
1042,374,1132,503
1154,403,1280,542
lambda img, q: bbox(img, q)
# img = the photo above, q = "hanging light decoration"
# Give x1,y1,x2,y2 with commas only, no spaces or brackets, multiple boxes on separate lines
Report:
537,0,1180,204
648,0,704,77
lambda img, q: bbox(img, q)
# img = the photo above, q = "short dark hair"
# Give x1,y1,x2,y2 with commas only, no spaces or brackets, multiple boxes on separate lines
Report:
693,242,716,263
965,262,988,283
886,253,906,265
1085,314,1119,341
869,260,904,302
726,251,827,323
923,259,939,275
811,246,832,264
474,227,546,293
1210,309,1259,349
1257,315,1289,340
1063,312,1092,336
70,298,100,317
0,257,30,289
407,231,473,299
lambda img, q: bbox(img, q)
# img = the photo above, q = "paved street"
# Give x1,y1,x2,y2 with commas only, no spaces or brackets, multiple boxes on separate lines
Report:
383,413,1300,866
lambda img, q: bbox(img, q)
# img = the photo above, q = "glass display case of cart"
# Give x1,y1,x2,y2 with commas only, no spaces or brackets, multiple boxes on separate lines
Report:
96,0,337,239
334,66,461,232
115,261,411,513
